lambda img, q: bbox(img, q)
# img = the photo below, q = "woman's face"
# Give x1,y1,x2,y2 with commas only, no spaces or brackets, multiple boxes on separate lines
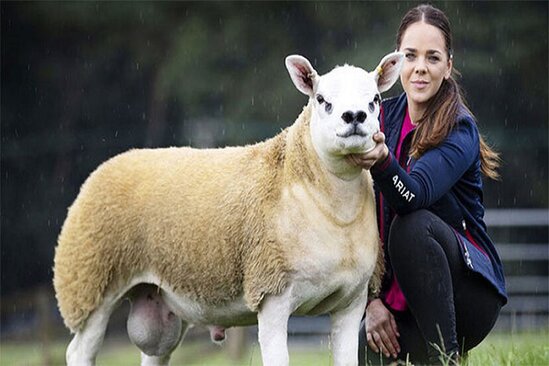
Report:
399,21,452,112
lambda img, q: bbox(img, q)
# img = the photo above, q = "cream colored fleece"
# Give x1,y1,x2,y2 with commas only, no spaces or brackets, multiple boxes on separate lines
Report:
53,103,383,332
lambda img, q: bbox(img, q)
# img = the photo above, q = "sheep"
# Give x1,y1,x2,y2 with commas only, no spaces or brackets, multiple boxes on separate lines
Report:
53,52,404,366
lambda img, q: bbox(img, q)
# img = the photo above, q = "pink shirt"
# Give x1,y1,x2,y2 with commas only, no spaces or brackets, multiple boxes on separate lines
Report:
395,107,416,160
385,107,415,312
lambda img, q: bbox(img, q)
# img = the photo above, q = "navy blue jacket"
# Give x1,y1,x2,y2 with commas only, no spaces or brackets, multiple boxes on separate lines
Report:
372,93,507,303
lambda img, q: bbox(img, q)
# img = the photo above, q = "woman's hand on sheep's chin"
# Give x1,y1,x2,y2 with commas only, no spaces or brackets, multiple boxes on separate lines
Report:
346,132,389,170
365,299,400,359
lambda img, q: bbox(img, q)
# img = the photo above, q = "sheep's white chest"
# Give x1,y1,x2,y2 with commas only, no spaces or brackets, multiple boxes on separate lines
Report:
274,182,378,315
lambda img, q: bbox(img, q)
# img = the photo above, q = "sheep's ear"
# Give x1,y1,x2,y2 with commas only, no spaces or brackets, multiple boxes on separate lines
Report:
373,52,404,93
285,55,319,97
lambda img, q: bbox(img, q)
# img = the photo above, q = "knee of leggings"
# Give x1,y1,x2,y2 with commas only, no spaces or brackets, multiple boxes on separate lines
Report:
388,209,434,256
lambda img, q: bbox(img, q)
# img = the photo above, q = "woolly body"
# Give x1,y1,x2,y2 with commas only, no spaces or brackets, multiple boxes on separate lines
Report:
54,52,406,366
54,103,381,332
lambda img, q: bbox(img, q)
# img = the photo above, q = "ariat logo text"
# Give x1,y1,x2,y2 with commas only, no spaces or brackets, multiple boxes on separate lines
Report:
392,175,415,202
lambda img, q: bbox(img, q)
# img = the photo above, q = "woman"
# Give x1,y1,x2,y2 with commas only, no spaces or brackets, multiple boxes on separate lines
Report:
350,4,507,365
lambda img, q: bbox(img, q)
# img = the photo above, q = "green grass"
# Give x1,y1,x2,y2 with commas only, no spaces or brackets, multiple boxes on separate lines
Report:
1,331,547,365
466,332,549,366
0,339,330,366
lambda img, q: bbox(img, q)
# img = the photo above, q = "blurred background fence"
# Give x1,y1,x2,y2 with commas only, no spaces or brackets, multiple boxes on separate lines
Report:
1,0,547,362
485,209,549,331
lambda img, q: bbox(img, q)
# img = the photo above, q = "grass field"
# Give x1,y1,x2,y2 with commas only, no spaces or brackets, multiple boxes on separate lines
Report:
1,331,548,365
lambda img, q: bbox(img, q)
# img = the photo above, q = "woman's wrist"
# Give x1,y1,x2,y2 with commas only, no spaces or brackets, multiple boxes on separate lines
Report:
373,145,390,169
380,145,389,163
367,297,382,309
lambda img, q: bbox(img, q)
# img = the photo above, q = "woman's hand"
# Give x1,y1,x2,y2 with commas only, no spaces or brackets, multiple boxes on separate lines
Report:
365,299,401,359
346,132,389,170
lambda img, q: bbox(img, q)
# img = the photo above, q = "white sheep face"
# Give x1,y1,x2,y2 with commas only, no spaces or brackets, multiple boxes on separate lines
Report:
286,53,404,159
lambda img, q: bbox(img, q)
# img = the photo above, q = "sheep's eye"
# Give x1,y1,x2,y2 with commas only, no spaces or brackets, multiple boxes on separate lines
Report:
368,102,375,113
316,95,332,113
373,94,381,104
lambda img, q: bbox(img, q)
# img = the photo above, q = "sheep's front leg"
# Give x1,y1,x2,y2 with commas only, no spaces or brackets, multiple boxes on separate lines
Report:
257,290,293,366
330,292,369,366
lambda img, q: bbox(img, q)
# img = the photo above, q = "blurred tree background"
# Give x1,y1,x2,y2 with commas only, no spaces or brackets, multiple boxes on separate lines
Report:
1,1,547,302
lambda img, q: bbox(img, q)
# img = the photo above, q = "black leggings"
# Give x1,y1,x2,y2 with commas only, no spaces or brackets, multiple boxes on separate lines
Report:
359,210,503,365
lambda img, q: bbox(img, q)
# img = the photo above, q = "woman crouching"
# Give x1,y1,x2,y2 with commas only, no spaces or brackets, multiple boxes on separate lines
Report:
349,4,507,365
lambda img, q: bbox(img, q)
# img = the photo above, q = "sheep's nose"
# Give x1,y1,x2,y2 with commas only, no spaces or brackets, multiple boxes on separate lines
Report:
341,110,367,124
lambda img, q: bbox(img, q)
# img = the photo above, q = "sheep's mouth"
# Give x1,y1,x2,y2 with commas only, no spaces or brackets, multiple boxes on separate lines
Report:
336,125,368,138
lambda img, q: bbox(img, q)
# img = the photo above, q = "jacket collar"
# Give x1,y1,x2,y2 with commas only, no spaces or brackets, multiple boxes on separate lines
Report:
381,93,408,153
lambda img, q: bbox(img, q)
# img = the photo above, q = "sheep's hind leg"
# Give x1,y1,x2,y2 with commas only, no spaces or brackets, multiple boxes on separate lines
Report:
66,297,118,366
127,284,187,366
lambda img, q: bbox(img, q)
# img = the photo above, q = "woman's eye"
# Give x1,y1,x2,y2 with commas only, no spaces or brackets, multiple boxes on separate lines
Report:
429,56,440,62
316,95,325,104
405,53,415,60
368,102,375,113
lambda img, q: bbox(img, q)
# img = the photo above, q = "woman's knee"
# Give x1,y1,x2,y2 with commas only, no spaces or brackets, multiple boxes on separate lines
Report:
388,209,435,256
391,209,435,234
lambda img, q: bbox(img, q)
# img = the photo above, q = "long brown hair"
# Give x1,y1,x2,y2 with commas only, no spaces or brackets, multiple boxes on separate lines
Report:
396,4,501,180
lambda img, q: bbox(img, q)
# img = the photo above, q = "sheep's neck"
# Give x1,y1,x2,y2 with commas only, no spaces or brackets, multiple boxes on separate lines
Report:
299,173,368,227
314,152,363,181
284,106,368,226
